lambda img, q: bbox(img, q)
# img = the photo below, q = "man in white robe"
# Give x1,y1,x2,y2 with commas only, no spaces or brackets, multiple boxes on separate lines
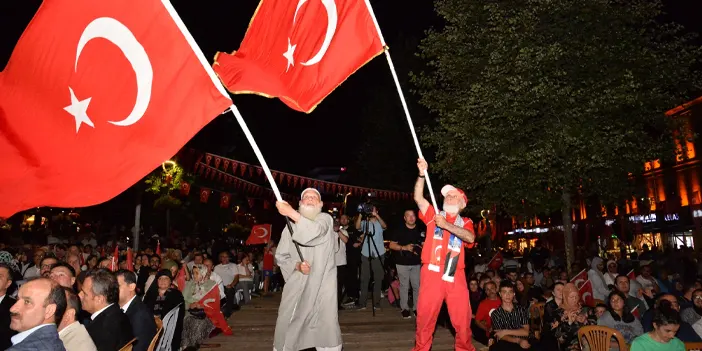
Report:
274,188,342,351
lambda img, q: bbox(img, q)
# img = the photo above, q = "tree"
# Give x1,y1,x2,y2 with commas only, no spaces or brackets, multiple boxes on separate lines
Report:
412,0,702,271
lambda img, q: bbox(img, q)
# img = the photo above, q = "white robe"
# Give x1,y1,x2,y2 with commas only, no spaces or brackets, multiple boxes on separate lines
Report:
274,213,342,351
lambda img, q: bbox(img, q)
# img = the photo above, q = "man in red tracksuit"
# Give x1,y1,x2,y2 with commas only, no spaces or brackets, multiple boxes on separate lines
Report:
412,158,476,351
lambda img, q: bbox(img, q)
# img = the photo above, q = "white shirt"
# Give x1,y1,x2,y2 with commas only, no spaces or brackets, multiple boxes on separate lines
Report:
90,303,114,320
237,263,254,282
209,271,226,299
11,323,54,345
23,266,40,279
120,295,137,313
0,294,5,305
335,229,347,266
214,263,238,286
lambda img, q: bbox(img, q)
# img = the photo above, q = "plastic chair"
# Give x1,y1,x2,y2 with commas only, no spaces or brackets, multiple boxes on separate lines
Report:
529,302,545,339
118,338,137,351
578,325,628,351
147,317,163,351
685,342,702,351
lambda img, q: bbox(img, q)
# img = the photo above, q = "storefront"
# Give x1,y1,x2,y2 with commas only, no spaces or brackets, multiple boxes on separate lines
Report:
504,228,547,253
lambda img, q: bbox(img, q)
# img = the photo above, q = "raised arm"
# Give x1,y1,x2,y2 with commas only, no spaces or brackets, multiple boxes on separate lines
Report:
415,158,430,215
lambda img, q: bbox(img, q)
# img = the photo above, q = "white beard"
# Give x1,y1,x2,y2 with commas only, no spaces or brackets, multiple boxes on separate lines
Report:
299,204,322,220
443,203,459,215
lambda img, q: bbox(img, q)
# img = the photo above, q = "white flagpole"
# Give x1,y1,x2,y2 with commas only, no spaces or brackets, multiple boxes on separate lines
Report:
161,0,303,259
363,0,441,212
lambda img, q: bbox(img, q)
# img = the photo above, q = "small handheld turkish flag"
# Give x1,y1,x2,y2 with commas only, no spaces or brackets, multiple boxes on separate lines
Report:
579,280,594,307
213,0,384,113
199,284,232,335
246,224,272,245
487,251,503,270
570,269,588,290
0,0,231,217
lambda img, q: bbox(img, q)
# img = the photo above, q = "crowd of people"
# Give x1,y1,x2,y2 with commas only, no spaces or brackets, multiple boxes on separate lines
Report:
464,243,701,351
0,237,279,351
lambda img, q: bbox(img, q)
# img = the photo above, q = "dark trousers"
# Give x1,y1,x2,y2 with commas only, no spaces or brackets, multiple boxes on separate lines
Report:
337,264,346,305
359,256,383,306
345,257,360,299
222,286,238,318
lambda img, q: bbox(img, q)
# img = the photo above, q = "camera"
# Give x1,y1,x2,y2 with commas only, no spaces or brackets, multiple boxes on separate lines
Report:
357,193,376,215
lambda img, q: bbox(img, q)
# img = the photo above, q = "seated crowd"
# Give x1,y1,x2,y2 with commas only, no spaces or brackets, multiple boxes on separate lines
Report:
470,244,701,351
0,241,279,351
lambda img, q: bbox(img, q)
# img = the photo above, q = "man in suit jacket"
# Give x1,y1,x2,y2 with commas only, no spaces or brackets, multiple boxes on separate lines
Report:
117,270,157,351
8,277,66,351
80,269,133,351
0,263,17,350
57,287,96,351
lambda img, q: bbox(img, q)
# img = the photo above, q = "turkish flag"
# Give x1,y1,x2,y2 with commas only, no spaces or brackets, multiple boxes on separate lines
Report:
627,269,636,281
213,0,384,113
579,280,594,307
180,182,191,196
220,193,231,208
126,247,134,272
175,264,186,292
111,245,119,272
200,188,211,203
246,224,272,245
199,284,233,335
487,251,503,270
570,269,588,290
0,0,232,218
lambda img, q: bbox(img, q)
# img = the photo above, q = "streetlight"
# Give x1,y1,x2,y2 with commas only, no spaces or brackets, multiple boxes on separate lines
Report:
340,192,352,215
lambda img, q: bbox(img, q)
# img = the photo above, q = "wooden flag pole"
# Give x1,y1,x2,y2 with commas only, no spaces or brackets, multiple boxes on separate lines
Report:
228,105,304,261
363,0,441,211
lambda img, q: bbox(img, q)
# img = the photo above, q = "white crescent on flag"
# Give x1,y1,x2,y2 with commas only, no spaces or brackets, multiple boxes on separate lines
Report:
574,279,586,289
203,298,215,309
581,292,592,304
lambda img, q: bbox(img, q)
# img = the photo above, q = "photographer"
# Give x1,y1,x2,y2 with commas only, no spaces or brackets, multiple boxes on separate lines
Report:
355,205,387,309
388,210,423,319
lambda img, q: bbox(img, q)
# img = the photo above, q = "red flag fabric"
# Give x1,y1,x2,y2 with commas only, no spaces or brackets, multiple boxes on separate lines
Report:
156,241,161,257
111,245,119,272
0,0,231,217
126,247,134,272
199,284,232,335
627,269,636,281
579,280,594,307
632,306,640,319
200,189,211,203
487,251,503,270
213,0,384,113
246,224,272,245
570,269,588,290
220,193,231,209
180,182,191,196
175,264,186,292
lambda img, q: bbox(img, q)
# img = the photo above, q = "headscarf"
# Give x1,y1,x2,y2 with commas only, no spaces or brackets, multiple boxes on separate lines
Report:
0,251,19,273
589,257,608,287
561,283,581,313
188,264,215,302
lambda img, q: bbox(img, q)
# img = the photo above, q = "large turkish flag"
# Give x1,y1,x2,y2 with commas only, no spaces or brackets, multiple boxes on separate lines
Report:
213,0,385,113
0,0,232,217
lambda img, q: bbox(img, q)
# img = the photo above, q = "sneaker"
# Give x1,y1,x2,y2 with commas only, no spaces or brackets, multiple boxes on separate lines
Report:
413,310,417,318
401,310,411,319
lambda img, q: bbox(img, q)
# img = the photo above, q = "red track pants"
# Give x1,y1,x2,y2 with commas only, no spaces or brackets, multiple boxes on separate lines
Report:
413,266,475,351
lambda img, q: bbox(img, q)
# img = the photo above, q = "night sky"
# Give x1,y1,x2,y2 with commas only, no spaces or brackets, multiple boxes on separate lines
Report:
1,0,701,181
